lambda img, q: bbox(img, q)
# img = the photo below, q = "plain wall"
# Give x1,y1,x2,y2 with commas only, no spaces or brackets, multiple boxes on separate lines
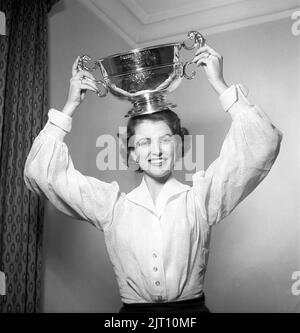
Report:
44,0,300,312
178,20,300,313
44,0,132,312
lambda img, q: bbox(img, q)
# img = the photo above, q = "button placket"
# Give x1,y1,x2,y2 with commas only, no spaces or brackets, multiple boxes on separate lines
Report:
152,251,161,287
151,216,166,301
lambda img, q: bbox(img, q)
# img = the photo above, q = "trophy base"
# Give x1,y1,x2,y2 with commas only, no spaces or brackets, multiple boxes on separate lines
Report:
125,94,177,118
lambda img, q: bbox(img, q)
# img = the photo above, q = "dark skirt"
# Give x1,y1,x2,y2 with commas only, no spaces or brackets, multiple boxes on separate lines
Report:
119,294,210,314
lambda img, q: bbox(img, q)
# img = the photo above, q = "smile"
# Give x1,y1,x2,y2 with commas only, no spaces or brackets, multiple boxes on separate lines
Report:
148,158,166,166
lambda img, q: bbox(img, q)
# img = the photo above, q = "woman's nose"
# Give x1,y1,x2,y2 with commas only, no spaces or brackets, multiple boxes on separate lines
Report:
151,140,162,154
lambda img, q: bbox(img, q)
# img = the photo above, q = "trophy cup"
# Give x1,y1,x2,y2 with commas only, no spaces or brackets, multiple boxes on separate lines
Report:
77,31,205,118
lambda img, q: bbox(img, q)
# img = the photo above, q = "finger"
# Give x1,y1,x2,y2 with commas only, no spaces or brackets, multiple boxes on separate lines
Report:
195,45,220,58
82,76,98,88
82,77,98,91
80,83,98,92
195,46,211,56
196,58,209,67
192,53,210,63
72,57,80,76
193,54,217,64
80,90,86,100
70,76,98,91
82,71,97,82
195,44,220,56
83,82,98,92
80,79,98,91
74,70,96,81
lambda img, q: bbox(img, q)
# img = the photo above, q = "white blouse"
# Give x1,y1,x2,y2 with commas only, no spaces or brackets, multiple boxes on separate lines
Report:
23,84,283,304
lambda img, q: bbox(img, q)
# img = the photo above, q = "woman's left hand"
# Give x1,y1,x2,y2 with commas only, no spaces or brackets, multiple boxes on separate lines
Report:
192,45,229,95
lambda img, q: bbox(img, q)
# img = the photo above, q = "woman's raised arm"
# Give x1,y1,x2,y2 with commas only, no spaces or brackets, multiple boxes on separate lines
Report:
23,58,121,231
191,45,282,225
192,84,282,225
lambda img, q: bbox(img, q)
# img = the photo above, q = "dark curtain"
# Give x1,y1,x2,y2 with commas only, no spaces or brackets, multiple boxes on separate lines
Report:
0,0,59,313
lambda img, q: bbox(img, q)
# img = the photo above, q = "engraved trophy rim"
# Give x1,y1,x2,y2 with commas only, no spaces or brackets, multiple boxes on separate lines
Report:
97,42,182,64
78,31,205,118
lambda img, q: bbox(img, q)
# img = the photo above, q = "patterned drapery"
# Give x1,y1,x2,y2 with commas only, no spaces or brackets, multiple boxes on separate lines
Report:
0,0,59,313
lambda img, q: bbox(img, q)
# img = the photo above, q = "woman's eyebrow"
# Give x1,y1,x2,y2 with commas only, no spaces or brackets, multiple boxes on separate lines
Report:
137,133,172,138
135,137,150,144
135,133,173,141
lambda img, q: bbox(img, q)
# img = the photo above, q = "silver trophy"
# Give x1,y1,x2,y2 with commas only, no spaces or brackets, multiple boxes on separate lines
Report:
78,31,205,117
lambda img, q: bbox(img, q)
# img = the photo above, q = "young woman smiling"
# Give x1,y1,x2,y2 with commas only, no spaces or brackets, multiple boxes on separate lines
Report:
24,44,282,313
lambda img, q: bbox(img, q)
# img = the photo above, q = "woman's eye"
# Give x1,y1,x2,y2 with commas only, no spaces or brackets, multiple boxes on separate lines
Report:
161,137,172,144
137,139,150,147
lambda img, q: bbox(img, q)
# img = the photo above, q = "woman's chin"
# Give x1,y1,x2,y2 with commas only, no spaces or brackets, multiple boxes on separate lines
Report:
144,167,172,179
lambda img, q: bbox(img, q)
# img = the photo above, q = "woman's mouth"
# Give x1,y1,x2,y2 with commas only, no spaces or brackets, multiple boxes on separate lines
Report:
148,158,166,166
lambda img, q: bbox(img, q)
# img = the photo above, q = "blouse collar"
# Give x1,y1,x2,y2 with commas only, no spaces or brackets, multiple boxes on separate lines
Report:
125,174,190,218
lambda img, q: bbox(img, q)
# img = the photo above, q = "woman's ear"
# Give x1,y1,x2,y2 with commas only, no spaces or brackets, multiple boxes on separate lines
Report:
175,144,182,162
127,149,140,171
173,134,183,162
130,149,137,163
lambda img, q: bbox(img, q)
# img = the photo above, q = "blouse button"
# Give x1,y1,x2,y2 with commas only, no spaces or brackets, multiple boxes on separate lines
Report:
155,281,160,286
153,267,158,272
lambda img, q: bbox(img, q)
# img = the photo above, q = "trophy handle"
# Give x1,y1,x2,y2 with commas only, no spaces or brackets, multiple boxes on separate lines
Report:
77,55,108,97
181,31,206,80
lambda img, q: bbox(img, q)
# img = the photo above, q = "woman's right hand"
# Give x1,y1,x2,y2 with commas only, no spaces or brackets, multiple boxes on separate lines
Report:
62,57,98,117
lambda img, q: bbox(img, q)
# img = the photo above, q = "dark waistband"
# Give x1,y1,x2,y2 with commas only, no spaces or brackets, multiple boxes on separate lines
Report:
123,294,205,308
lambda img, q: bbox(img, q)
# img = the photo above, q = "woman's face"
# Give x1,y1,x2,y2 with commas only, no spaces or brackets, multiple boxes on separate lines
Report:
130,120,179,179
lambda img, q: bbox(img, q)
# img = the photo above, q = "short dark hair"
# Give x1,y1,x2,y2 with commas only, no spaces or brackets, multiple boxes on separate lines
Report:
118,109,190,172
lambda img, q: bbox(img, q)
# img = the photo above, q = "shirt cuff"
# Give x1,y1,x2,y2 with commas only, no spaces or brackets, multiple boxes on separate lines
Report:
48,108,72,133
219,84,250,112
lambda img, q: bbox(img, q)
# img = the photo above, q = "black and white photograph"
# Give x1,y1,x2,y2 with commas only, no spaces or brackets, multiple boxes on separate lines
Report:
0,0,299,319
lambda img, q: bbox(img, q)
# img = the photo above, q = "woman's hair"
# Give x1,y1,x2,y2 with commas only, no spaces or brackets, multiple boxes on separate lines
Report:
118,109,190,172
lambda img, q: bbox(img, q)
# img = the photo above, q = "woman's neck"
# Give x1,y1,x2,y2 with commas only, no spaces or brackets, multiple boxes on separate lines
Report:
143,172,172,205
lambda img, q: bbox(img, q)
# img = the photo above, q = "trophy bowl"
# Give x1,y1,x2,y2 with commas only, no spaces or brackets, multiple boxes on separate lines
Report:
78,31,205,117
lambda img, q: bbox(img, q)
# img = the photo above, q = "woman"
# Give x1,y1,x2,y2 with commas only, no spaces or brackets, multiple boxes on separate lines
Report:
24,45,282,313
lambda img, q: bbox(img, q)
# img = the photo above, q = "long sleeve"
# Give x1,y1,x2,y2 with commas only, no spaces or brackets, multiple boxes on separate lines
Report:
192,84,283,226
23,109,121,232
